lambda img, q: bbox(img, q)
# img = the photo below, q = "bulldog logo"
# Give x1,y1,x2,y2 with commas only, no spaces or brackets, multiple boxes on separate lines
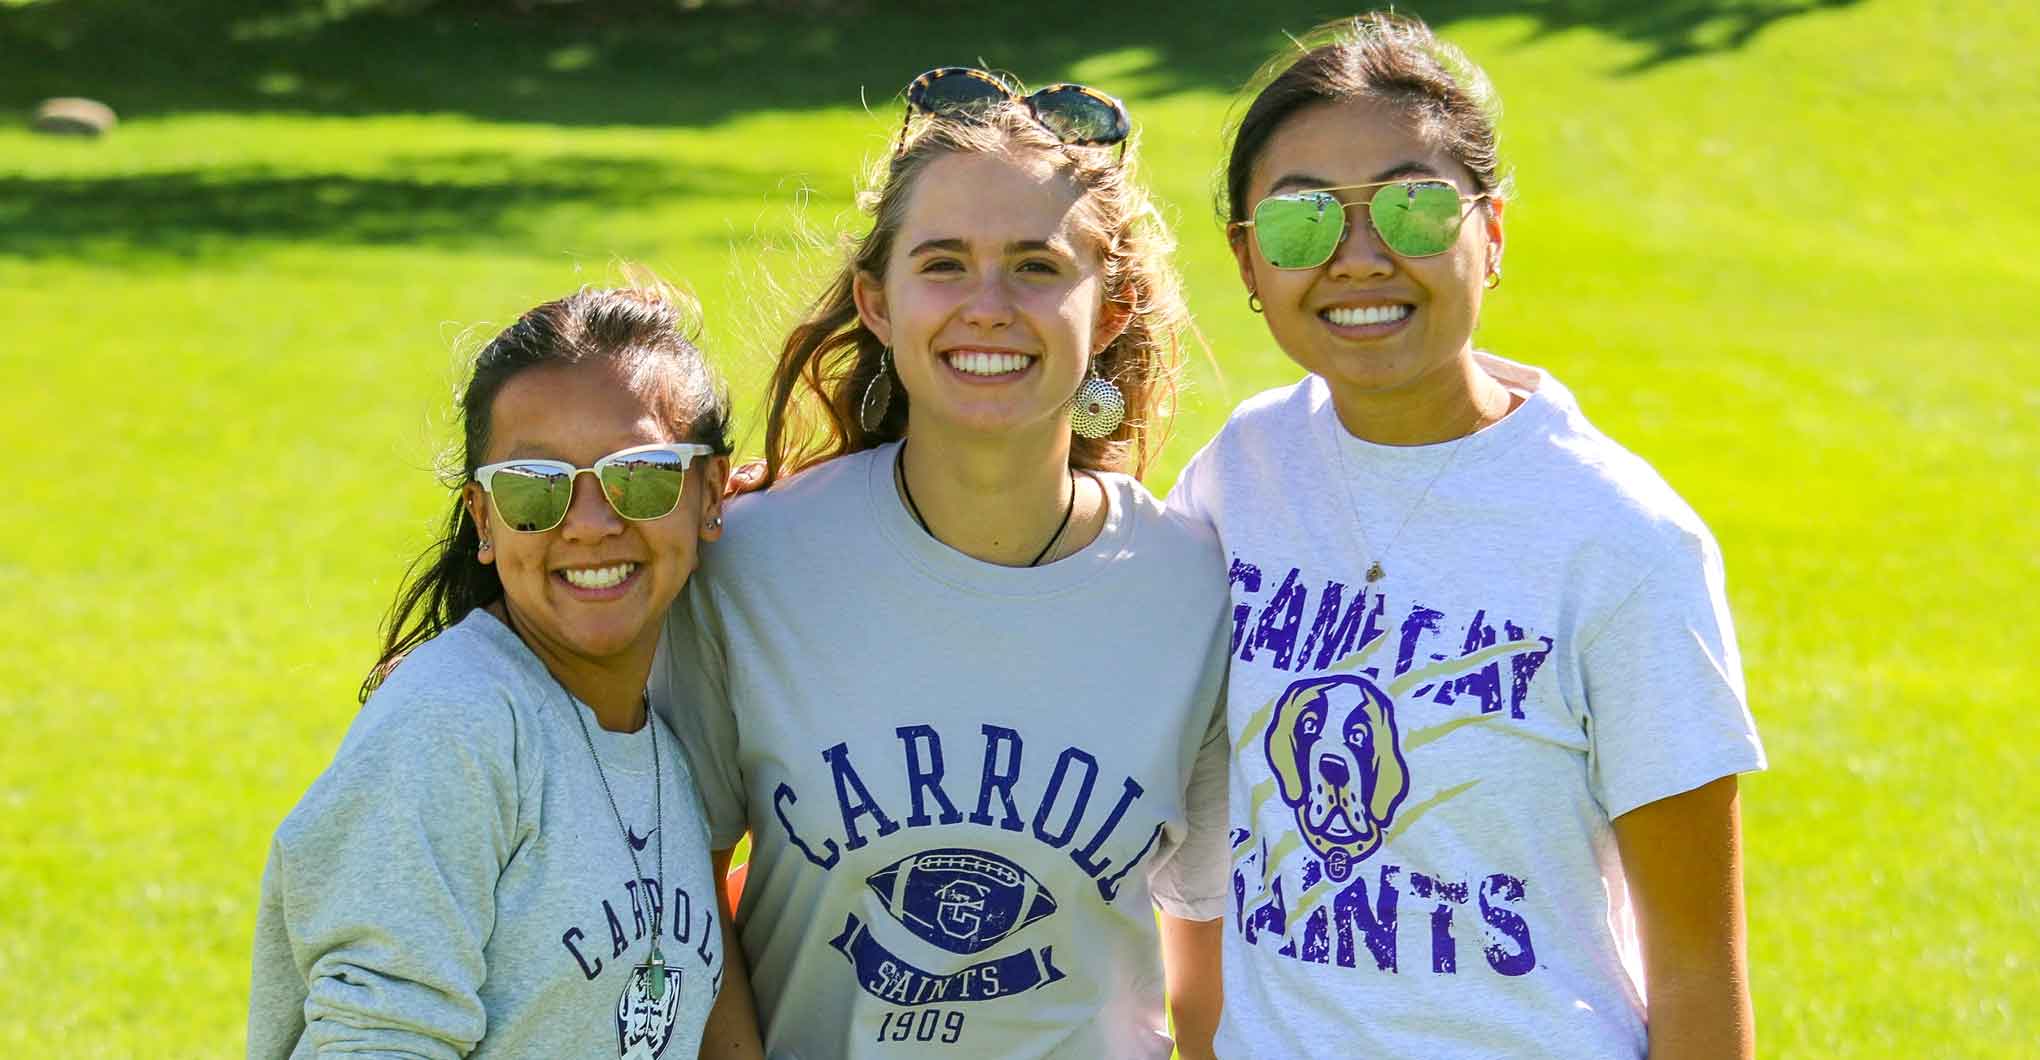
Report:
1264,674,1410,881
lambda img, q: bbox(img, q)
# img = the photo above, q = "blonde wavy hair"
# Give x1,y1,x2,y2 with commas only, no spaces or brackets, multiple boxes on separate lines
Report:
749,100,1188,491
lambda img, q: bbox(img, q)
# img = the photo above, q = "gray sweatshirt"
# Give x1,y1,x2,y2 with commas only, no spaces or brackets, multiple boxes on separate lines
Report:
652,443,1232,1059
248,610,721,1059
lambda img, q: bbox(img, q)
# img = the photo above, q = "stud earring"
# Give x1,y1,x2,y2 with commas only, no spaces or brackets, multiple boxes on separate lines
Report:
1484,267,1502,290
707,515,722,531
858,347,894,433
1247,291,1263,313
1069,369,1126,439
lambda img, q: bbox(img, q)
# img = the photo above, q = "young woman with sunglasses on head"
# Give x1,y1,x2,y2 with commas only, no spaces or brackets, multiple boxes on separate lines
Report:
1167,14,1765,1059
248,284,766,1059
651,70,1231,1058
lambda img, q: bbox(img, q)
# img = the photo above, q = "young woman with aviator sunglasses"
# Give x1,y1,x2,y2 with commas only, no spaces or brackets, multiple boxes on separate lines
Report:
248,284,766,1060
651,69,1232,1058
1168,13,1765,1059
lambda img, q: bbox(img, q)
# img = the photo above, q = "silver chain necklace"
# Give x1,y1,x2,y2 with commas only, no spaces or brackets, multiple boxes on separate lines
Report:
522,637,671,1002
1349,396,1496,585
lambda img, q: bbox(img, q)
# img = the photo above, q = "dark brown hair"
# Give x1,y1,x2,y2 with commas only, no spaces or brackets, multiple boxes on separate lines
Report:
1221,11,1512,223
361,280,732,701
751,100,1187,491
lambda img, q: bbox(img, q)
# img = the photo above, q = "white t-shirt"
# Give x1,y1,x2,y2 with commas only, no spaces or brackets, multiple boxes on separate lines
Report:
1168,356,1766,1059
652,442,1232,1060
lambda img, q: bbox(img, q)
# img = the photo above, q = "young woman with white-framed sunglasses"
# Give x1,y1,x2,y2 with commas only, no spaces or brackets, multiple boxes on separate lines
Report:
248,284,765,1059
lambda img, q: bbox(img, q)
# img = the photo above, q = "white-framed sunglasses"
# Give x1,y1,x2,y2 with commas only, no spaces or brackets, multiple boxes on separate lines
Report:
474,442,714,533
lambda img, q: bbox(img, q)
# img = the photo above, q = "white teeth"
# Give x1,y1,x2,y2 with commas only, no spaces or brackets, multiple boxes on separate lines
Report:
946,351,1031,376
561,563,636,590
1324,304,1412,327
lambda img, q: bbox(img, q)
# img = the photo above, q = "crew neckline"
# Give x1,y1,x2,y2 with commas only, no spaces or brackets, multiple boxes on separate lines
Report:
465,607,660,774
863,441,1135,599
1316,351,1559,483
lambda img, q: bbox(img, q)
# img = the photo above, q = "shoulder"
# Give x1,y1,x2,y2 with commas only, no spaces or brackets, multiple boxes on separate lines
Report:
703,448,877,571
274,614,538,853
1210,378,1316,452
1104,474,1227,594
1520,371,1721,568
326,613,534,789
1178,378,1319,492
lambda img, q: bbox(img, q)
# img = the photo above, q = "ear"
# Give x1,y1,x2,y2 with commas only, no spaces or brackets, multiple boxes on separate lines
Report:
851,269,893,349
698,455,731,542
461,482,494,565
1483,197,1506,278
1227,222,1259,299
1091,293,1132,358
1264,683,1315,807
1360,686,1408,823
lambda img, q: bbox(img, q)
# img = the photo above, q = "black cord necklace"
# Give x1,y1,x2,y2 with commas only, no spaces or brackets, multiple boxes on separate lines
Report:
895,440,1076,568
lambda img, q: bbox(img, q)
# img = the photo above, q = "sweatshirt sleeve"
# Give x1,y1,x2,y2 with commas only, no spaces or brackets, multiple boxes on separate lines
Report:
250,684,523,1058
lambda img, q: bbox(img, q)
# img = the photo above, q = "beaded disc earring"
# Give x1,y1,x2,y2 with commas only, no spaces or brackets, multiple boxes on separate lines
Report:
1068,370,1126,439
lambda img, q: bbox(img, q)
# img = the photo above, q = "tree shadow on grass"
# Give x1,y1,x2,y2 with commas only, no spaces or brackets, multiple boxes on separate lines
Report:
0,150,777,262
1,0,1863,129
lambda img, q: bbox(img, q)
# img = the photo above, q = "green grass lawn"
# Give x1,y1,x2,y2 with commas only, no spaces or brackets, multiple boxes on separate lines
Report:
3,0,2034,1054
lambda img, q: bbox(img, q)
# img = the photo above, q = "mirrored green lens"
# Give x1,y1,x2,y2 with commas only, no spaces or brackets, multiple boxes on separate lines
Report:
1253,192,1344,269
599,451,687,521
1028,86,1127,144
1370,181,1466,257
490,465,573,533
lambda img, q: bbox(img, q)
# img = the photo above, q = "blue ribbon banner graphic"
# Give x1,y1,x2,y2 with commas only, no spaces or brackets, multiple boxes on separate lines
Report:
829,914,1065,1005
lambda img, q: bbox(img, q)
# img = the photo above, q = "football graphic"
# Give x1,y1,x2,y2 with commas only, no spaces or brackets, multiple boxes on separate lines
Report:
866,848,1058,956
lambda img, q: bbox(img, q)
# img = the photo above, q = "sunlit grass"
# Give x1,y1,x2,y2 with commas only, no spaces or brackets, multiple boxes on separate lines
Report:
2,1,2035,1055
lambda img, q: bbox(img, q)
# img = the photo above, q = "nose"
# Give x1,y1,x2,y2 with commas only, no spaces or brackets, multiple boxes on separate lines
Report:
558,469,625,541
960,273,1015,330
1326,202,1394,282
1316,753,1350,789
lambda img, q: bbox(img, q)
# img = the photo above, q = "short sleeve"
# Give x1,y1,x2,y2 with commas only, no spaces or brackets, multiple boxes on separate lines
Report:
254,687,522,1058
652,576,749,850
1164,435,1220,531
1147,617,1234,921
1581,529,1766,819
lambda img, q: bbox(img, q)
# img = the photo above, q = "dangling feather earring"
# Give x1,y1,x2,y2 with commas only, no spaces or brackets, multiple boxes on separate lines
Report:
859,347,894,433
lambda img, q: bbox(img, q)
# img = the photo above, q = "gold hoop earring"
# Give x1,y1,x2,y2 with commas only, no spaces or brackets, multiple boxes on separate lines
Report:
1484,267,1502,290
1247,292,1263,314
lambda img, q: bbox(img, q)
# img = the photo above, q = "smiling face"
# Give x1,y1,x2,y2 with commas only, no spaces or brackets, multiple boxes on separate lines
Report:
463,357,726,672
1233,97,1502,406
853,149,1126,445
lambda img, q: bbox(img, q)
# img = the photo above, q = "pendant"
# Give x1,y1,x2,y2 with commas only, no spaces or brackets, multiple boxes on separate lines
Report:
1366,561,1385,583
617,945,681,1058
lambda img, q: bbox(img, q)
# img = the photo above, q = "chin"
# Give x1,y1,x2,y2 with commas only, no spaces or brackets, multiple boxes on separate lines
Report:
561,622,654,661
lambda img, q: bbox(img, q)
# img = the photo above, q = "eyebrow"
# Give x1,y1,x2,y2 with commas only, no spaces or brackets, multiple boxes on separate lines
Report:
906,237,1073,257
1266,161,1445,195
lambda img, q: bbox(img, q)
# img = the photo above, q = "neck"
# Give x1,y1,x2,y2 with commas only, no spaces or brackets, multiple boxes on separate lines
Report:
897,420,1081,567
489,601,650,732
1328,346,1515,445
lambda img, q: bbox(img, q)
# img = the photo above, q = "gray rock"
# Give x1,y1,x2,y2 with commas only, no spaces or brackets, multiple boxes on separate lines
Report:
32,97,117,136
